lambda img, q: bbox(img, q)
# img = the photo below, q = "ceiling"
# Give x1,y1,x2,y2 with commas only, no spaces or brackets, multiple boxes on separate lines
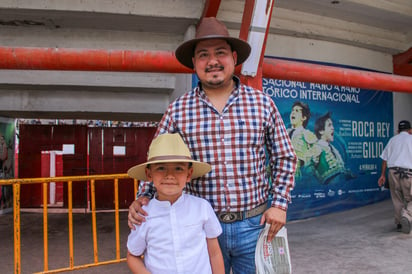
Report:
0,0,411,54
276,0,412,34
271,0,412,55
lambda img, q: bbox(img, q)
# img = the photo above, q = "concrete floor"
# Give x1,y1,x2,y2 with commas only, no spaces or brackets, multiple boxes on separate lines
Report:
0,198,411,274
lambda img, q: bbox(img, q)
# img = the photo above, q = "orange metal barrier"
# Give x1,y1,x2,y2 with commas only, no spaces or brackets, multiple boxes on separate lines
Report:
0,174,139,274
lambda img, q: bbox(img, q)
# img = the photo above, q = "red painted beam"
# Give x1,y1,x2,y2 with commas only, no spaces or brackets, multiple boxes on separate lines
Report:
0,47,192,73
0,46,411,93
262,57,412,93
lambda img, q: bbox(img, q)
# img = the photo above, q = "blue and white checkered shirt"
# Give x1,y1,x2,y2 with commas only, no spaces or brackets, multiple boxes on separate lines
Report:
140,77,296,212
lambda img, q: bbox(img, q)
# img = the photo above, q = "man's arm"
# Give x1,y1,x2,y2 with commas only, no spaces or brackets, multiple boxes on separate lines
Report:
128,196,151,229
128,177,157,229
265,104,297,239
207,238,224,274
378,160,387,187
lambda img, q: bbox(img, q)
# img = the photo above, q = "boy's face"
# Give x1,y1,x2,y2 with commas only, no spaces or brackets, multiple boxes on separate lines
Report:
145,162,193,203
290,105,305,128
320,118,334,142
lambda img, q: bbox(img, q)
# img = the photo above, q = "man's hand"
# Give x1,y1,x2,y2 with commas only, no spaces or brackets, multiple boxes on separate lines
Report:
260,207,286,242
378,175,386,187
128,196,150,229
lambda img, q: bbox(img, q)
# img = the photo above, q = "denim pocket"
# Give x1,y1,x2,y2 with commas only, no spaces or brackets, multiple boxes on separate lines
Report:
246,213,265,228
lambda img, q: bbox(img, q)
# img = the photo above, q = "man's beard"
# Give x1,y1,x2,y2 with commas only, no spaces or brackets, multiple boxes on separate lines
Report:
204,65,226,87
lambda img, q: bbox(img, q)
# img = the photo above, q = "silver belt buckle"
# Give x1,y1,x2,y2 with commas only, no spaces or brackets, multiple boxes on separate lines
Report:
218,212,241,223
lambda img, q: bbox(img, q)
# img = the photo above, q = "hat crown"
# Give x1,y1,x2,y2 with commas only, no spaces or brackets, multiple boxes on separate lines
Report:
398,120,411,131
195,17,230,39
147,133,192,162
127,133,211,181
174,17,251,69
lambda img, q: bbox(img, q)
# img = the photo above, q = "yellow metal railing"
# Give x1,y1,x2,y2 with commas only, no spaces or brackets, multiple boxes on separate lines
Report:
1,174,139,274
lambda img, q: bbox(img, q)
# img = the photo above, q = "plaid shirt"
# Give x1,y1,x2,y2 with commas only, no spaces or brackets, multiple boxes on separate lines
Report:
140,77,296,212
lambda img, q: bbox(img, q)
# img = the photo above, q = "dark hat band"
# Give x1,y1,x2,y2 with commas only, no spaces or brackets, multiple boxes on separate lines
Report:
148,155,193,162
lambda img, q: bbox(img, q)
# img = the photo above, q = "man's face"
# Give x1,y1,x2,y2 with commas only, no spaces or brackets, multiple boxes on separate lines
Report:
321,118,334,142
290,105,305,128
192,39,237,90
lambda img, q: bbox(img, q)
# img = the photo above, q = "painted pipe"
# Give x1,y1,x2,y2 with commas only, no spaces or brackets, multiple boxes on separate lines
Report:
262,58,412,94
0,47,192,73
0,47,411,93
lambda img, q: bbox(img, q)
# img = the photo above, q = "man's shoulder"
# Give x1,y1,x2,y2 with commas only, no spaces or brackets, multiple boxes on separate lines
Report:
167,90,198,110
240,83,274,103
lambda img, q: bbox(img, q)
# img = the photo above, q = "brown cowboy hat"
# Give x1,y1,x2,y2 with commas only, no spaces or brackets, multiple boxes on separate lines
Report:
175,17,251,69
127,133,211,181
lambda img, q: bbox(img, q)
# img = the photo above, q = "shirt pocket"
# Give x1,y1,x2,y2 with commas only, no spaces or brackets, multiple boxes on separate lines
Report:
181,222,205,249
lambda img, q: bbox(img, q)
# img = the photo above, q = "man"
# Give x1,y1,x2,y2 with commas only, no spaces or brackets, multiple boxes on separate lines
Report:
378,120,412,234
287,101,317,178
128,17,297,273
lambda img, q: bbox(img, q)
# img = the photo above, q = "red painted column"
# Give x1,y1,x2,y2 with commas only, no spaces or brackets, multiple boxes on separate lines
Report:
393,47,412,77
238,0,275,90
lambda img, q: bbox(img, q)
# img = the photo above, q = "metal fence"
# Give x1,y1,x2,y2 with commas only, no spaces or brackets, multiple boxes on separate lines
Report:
0,174,138,274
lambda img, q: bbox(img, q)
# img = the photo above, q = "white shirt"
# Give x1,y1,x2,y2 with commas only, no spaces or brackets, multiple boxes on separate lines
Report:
380,131,412,169
127,193,222,274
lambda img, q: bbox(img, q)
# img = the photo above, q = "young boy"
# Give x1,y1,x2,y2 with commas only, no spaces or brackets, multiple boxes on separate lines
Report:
126,133,224,274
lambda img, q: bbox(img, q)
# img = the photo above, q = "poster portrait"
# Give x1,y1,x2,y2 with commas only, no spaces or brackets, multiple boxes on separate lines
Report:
263,62,392,220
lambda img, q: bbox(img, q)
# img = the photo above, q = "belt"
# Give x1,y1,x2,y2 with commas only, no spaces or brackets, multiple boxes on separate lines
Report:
389,167,412,173
217,203,267,223
389,167,412,179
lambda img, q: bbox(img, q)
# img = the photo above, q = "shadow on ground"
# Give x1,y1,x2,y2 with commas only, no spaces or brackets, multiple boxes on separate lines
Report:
1,199,411,273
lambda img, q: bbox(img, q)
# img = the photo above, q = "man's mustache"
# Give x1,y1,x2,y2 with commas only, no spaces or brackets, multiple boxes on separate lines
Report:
205,65,224,72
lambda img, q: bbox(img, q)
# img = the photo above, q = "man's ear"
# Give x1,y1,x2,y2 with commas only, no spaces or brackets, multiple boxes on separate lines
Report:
232,51,238,65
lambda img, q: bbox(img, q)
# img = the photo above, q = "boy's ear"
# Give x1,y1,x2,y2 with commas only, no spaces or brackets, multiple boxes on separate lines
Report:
145,167,152,181
187,167,194,181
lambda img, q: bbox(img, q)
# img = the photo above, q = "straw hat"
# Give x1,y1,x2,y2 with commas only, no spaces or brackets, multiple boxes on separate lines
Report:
127,133,211,181
175,17,251,69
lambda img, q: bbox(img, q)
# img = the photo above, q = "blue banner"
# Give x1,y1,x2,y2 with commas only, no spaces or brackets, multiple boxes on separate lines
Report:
263,67,392,220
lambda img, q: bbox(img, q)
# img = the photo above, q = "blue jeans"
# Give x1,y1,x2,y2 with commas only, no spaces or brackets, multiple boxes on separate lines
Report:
218,213,265,274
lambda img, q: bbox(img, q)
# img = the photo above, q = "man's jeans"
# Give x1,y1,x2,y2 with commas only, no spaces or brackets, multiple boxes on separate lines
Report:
218,213,265,274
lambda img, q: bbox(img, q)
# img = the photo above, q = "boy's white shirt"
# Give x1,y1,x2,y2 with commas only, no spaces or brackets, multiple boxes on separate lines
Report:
127,193,222,274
